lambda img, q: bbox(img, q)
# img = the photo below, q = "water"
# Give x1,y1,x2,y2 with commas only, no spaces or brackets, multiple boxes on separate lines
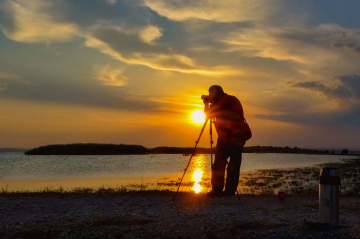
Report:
0,152,354,192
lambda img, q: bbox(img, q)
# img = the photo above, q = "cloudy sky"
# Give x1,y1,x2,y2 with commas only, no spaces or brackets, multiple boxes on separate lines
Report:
1,0,360,149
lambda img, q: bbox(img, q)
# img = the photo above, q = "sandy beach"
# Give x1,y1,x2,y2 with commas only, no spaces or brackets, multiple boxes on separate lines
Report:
1,192,359,239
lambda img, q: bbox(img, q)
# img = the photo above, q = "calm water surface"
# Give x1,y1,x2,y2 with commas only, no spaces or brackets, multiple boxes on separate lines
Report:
0,153,353,192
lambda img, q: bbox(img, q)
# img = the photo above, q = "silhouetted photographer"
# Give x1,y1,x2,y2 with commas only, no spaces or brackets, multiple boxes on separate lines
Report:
203,85,251,196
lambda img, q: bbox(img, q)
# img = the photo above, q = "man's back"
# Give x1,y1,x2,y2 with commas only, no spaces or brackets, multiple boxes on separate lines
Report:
212,94,244,141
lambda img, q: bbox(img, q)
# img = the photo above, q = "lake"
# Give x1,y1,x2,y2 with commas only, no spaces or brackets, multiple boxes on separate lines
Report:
0,152,354,193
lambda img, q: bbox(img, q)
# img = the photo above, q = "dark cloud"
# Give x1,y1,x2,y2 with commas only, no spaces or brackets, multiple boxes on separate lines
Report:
292,74,360,100
0,2,16,34
255,106,360,128
62,0,163,29
91,25,164,56
307,1,360,28
257,74,360,127
0,76,162,113
333,40,360,54
340,75,360,98
325,28,360,54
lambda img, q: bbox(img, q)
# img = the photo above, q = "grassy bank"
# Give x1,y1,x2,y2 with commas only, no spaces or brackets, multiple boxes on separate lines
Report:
238,157,360,196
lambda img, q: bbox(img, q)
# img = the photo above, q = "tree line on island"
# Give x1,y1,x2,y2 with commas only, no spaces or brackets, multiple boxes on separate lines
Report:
24,143,351,155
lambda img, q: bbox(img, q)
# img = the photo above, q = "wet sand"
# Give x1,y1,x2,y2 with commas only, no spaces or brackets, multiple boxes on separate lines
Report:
0,174,183,192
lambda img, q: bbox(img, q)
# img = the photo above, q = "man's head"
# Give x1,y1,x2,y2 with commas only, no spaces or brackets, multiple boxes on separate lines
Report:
208,85,225,102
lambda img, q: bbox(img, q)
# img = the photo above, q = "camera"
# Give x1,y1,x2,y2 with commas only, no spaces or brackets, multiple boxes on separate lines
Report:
201,95,210,103
201,95,209,100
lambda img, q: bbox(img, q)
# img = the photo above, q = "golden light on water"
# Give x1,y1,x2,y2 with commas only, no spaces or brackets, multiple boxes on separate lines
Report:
192,169,203,193
193,183,202,194
190,110,206,124
190,154,209,194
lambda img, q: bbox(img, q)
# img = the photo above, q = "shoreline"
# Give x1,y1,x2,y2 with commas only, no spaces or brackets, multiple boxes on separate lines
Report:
1,158,359,196
1,158,359,238
2,155,357,194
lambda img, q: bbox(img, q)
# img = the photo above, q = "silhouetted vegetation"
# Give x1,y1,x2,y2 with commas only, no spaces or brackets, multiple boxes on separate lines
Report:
341,149,349,155
25,144,356,155
25,144,149,155
150,146,214,154
243,145,330,154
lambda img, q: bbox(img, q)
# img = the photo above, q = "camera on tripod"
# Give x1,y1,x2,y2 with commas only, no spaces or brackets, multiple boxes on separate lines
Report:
201,95,210,103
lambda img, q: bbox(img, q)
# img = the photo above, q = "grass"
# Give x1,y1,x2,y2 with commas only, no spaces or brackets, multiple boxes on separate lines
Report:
236,157,360,196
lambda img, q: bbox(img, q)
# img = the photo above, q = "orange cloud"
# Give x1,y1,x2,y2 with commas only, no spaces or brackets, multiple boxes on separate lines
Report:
84,34,231,76
0,71,21,81
93,65,128,87
139,25,162,44
143,0,272,22
222,26,338,65
0,1,238,76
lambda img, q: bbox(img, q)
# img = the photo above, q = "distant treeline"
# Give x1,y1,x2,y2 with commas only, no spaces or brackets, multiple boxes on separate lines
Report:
24,143,345,155
243,146,330,154
150,147,214,154
25,144,149,155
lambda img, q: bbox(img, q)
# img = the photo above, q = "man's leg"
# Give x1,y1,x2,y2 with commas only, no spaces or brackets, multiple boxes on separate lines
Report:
211,141,230,194
224,143,243,195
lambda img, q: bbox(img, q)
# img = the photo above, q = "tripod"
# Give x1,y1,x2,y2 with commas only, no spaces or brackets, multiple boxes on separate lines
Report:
172,118,241,201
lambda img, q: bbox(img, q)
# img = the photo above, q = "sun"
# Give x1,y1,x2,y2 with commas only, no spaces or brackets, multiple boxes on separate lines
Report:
191,110,206,124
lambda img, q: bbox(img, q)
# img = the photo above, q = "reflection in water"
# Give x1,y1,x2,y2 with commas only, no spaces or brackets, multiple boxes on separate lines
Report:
0,153,352,193
1,153,213,192
191,155,207,193
192,170,203,193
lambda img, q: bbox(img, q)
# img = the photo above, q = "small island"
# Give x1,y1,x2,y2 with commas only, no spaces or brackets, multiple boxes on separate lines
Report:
24,143,353,155
25,144,149,155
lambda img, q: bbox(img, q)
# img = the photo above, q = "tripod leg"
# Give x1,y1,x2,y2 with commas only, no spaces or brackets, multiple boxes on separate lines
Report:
172,119,208,201
210,119,213,167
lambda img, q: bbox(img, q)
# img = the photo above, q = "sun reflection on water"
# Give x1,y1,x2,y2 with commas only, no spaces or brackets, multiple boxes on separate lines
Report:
191,155,207,194
192,169,203,193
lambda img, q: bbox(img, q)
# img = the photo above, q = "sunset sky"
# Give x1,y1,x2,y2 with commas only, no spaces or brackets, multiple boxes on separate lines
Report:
1,0,360,149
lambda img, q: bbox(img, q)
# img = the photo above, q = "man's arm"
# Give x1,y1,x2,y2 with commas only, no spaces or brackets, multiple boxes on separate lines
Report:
204,104,221,119
205,106,241,120
205,96,243,120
